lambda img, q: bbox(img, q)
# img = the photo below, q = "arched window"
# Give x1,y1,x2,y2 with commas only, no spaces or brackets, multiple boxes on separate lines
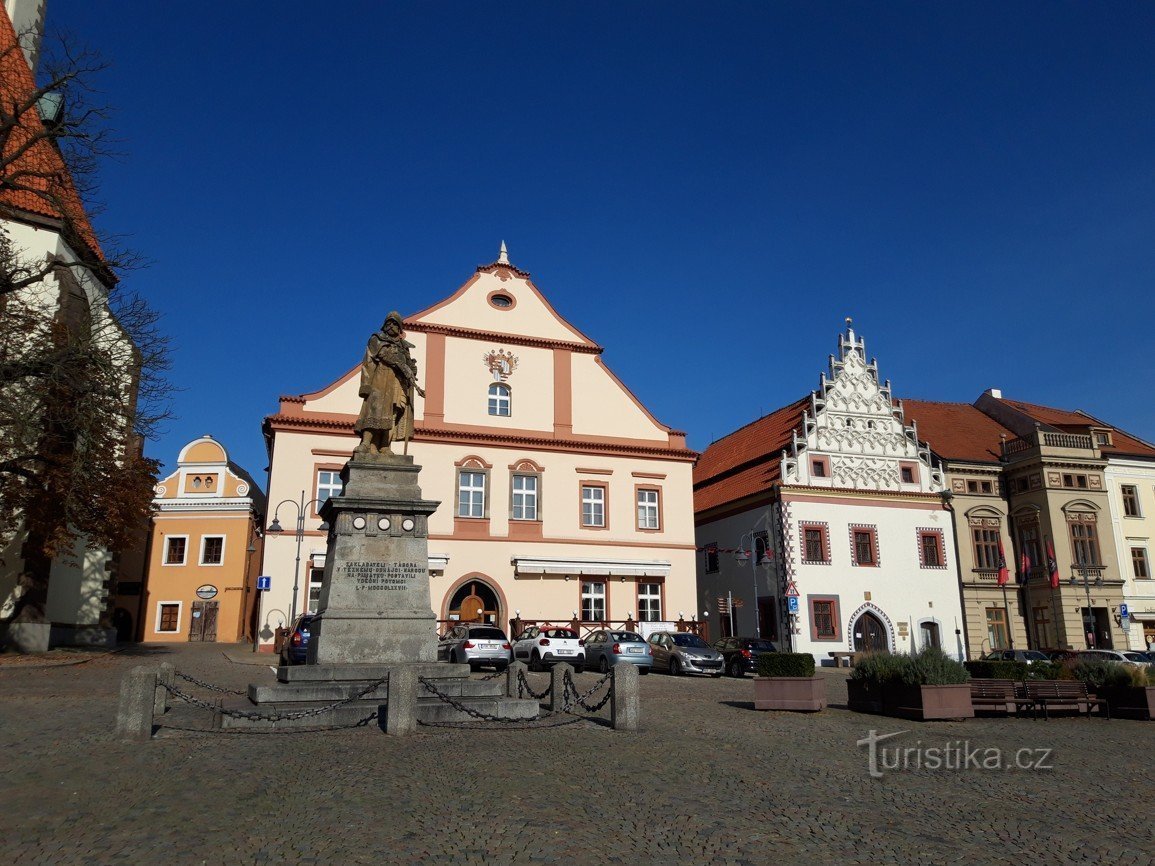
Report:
488,383,511,417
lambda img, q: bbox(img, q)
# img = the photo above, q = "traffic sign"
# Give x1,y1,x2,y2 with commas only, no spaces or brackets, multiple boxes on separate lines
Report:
256,576,271,591
785,581,800,598
1120,603,1129,618
787,596,799,614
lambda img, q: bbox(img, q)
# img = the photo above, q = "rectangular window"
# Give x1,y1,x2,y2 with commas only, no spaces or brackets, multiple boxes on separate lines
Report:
317,469,343,504
811,459,827,478
1069,521,1101,566
158,603,180,632
809,597,840,641
636,488,660,530
581,581,606,622
967,480,979,494
457,471,486,519
1062,473,1089,489
850,527,878,566
901,466,914,483
1018,523,1042,572
511,474,538,521
164,537,187,566
981,481,993,494
200,536,224,566
919,531,944,567
308,567,324,613
1122,485,1141,517
638,583,662,622
986,607,1009,650
972,527,1000,570
1133,547,1150,579
704,544,719,574
800,523,829,564
581,484,606,528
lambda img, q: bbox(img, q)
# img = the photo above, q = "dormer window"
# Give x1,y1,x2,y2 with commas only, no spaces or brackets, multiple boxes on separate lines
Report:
488,383,511,416
1093,429,1112,447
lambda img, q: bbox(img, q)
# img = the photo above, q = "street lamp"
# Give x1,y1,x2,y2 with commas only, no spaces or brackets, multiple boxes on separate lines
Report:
267,490,328,629
1069,566,1104,649
734,533,772,639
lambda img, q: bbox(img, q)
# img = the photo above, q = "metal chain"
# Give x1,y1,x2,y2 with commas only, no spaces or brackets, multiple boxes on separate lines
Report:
418,677,541,724
163,674,388,722
517,669,551,700
175,671,246,695
478,668,506,681
564,669,613,713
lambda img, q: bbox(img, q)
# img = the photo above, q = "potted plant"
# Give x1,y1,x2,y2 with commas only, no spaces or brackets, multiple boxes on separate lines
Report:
1094,663,1155,721
849,648,972,720
846,652,904,714
753,653,825,712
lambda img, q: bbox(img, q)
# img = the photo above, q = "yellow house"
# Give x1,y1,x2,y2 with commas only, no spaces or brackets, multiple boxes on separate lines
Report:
258,246,699,649
142,436,265,643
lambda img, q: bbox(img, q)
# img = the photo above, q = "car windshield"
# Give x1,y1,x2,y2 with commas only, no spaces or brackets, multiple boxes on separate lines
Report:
469,628,506,639
673,634,709,648
611,632,642,642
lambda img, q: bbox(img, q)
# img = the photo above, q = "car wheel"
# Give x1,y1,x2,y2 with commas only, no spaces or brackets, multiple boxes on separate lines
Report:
573,664,584,674
599,656,610,674
638,667,649,676
468,660,479,672
530,651,542,673
669,657,681,676
728,658,743,678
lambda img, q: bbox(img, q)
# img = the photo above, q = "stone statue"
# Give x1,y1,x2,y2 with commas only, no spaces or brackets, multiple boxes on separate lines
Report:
354,311,425,458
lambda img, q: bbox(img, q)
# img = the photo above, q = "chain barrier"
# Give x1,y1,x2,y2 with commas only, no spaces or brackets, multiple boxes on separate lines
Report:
564,669,613,713
162,674,389,723
478,668,506,681
175,671,246,695
417,677,545,724
517,669,551,700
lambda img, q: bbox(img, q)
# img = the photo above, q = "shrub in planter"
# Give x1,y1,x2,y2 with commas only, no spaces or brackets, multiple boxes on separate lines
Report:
1072,659,1117,690
850,652,908,686
1098,663,1155,720
1025,661,1066,681
901,647,970,686
756,652,816,678
850,648,971,720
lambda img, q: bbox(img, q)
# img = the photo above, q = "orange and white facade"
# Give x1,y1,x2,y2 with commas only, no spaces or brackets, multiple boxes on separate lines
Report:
142,436,265,643
258,248,699,649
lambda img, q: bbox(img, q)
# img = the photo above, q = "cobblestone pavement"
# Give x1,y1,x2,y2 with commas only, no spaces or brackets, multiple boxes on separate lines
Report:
2,643,1153,865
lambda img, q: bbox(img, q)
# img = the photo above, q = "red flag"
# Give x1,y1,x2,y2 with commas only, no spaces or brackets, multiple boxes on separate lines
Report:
996,535,1010,586
1019,550,1031,584
1046,537,1060,589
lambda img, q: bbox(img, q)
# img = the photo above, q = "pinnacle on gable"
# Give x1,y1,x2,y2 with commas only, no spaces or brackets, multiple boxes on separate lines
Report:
497,241,510,265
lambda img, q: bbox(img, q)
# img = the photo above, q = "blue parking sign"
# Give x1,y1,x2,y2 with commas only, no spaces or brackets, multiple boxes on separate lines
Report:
1120,603,1129,618
787,596,799,614
257,576,271,591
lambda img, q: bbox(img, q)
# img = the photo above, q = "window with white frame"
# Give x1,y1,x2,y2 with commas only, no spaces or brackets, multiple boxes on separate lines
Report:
317,469,343,504
581,485,605,527
157,602,180,632
638,583,662,621
200,536,225,565
511,474,538,521
164,536,187,565
457,470,487,518
488,383,511,417
308,567,325,612
582,581,606,621
637,488,660,530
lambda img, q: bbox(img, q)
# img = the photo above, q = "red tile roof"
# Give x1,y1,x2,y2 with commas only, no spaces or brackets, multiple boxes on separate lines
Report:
999,398,1155,459
693,396,809,514
0,14,104,264
902,399,1012,463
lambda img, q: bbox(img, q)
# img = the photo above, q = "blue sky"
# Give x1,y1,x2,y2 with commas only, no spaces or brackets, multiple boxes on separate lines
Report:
48,1,1155,481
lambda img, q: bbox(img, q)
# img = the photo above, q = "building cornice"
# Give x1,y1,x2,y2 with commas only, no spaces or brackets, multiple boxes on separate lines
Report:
402,320,603,355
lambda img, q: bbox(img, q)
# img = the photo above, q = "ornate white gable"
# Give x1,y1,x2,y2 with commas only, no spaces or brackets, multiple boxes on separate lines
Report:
780,324,944,492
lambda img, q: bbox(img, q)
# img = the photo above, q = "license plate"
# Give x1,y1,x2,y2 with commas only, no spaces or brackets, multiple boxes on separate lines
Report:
557,649,573,655
626,647,642,654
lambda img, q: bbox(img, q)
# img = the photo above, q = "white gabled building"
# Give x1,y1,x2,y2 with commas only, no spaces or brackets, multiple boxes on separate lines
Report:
257,247,699,651
694,323,967,663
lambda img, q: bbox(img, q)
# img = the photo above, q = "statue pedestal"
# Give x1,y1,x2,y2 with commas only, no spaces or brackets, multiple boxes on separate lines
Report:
306,454,440,665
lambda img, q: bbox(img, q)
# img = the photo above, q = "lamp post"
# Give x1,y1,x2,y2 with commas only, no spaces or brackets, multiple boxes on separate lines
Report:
267,490,328,630
1069,565,1103,649
734,532,772,640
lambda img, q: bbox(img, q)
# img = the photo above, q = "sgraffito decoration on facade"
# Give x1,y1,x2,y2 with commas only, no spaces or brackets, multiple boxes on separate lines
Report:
483,349,519,382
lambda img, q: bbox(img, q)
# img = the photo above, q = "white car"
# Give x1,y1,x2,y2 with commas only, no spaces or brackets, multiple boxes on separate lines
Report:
512,626,585,672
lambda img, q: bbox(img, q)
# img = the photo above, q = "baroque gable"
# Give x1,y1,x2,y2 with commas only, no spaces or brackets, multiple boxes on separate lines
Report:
781,324,944,493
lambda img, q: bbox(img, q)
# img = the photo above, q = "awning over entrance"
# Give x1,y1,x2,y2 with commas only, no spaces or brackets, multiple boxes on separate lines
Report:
511,556,671,578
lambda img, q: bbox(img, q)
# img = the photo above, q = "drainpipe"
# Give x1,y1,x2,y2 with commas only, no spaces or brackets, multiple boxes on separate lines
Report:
940,488,969,661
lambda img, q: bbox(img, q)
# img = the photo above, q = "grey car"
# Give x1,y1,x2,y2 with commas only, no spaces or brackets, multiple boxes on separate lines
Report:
648,631,724,677
437,624,511,671
583,629,653,675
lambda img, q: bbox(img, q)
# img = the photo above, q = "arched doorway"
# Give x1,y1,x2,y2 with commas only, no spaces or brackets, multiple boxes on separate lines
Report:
446,577,502,625
853,611,888,652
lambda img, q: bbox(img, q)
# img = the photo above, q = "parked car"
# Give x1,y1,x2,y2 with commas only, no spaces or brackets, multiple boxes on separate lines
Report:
1076,649,1140,666
279,613,316,666
1121,650,1154,664
437,623,512,671
980,649,1051,665
583,629,652,674
512,626,585,672
1041,649,1078,663
713,636,778,677
647,631,723,677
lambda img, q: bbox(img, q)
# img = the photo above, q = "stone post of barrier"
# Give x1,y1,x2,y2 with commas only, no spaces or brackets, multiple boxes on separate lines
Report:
506,660,527,698
549,663,572,713
116,666,157,741
385,668,417,736
611,662,640,731
154,662,175,717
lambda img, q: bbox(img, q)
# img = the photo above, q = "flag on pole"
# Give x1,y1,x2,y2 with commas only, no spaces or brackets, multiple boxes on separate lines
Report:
1019,550,1032,584
1046,537,1060,589
996,535,1010,586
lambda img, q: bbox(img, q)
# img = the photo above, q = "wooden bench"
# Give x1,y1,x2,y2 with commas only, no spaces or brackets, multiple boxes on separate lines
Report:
1022,680,1109,720
969,678,1024,715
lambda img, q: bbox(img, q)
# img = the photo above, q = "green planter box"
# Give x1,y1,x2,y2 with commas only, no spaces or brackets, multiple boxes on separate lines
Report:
753,676,826,712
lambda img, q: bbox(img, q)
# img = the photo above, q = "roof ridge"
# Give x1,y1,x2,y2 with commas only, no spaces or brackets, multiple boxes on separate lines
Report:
704,394,809,448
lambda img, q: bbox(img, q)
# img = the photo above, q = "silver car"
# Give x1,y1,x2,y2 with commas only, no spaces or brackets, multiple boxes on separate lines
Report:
583,629,653,675
648,631,723,677
437,624,511,671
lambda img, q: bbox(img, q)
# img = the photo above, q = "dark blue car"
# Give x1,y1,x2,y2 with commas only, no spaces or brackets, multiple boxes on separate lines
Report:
280,614,316,665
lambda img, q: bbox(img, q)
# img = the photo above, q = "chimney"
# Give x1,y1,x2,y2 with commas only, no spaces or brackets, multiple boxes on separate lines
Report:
985,388,1002,399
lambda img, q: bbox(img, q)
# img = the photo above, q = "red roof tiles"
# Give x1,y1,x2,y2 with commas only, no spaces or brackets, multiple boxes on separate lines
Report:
902,399,1012,463
999,398,1155,458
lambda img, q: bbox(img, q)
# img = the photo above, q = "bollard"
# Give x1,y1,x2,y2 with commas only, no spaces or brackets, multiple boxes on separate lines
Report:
549,663,572,713
116,666,157,741
385,668,417,736
610,662,640,731
505,660,527,698
154,662,175,717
